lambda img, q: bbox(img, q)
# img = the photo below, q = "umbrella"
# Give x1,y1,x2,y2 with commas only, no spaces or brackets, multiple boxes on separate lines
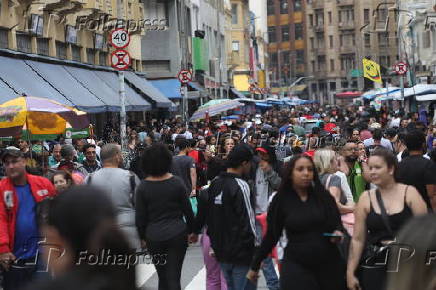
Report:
335,91,362,98
190,99,243,121
0,96,89,137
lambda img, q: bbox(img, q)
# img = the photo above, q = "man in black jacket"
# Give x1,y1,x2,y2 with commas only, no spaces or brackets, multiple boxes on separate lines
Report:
202,144,259,290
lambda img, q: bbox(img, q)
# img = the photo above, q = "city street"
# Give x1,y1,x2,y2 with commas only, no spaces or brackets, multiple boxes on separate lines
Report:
137,244,272,289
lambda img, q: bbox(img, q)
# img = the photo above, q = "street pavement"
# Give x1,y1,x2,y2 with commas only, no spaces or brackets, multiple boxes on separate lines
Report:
137,243,274,289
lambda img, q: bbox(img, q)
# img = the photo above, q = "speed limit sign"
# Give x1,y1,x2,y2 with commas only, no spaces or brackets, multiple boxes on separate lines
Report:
110,29,130,49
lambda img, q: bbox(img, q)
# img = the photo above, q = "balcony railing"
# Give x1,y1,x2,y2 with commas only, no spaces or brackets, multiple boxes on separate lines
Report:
338,21,355,30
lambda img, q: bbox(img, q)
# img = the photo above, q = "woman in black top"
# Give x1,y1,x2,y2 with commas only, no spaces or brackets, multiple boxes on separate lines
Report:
347,148,427,290
247,155,346,290
135,143,197,290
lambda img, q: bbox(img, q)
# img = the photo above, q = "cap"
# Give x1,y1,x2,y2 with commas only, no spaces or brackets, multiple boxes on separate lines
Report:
1,148,24,162
255,147,268,154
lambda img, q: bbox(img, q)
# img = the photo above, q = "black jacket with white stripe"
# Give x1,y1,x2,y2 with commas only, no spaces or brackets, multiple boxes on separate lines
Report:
200,172,260,266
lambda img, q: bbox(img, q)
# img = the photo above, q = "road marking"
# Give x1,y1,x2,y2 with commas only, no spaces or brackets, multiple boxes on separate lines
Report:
185,267,206,290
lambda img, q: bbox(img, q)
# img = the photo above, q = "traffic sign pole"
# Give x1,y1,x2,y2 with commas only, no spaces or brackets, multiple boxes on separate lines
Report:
119,71,127,152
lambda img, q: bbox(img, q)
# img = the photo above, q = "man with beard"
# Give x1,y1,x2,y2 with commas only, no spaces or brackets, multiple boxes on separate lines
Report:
339,141,370,202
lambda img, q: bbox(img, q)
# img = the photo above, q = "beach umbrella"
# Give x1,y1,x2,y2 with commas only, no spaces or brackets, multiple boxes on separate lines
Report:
190,99,243,121
0,96,89,137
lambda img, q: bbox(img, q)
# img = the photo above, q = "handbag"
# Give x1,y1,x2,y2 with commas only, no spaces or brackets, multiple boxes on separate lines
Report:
361,189,394,268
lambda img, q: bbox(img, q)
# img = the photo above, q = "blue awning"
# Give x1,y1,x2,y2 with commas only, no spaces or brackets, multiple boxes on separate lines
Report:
63,66,127,112
0,56,73,106
150,79,182,99
25,60,107,113
0,79,17,104
93,71,151,111
124,72,172,108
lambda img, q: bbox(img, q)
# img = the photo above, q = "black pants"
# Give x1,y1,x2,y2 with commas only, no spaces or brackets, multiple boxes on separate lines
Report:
2,259,37,290
280,257,346,290
147,231,188,290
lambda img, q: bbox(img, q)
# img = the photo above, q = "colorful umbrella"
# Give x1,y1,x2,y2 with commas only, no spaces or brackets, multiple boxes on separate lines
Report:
190,99,243,121
0,96,89,137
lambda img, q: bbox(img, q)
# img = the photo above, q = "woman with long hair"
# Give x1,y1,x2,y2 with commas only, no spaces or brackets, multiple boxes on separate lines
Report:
32,185,136,290
135,143,197,290
385,214,436,290
50,170,75,194
347,148,427,290
247,155,346,289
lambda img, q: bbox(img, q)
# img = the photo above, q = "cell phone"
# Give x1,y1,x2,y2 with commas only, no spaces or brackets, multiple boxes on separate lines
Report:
323,233,342,237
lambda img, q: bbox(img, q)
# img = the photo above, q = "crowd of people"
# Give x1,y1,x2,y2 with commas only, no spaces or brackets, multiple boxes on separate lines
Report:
0,103,435,290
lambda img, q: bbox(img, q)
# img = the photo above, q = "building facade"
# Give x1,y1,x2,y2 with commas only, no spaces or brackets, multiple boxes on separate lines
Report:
398,0,436,85
305,0,398,104
266,0,307,97
0,0,145,69
227,0,252,95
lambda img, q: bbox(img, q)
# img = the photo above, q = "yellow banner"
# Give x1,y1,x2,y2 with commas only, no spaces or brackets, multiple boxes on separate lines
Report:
363,58,382,84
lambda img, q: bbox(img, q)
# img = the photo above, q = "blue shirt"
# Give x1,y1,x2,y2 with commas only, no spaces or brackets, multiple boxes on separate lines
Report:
13,184,39,260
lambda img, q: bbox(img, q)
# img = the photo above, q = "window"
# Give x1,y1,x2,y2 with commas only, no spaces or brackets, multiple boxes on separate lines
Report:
281,25,289,41
16,34,31,53
309,14,313,27
232,41,240,51
378,32,389,47
364,9,370,23
316,32,324,48
330,82,336,90
0,29,9,49
296,50,304,64
270,52,278,67
329,35,333,48
231,4,238,24
267,0,275,15
294,0,302,12
317,55,326,70
87,48,95,64
56,41,66,59
328,12,332,24
340,54,355,71
379,55,391,67
310,37,315,49
316,12,324,26
423,31,431,48
364,33,370,47
280,0,288,14
295,23,303,40
37,38,49,55
72,44,81,62
340,34,343,46
268,26,276,43
330,59,334,71
311,60,316,72
99,52,107,66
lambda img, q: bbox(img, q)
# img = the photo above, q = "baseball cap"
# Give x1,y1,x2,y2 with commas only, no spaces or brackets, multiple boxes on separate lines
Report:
1,148,24,162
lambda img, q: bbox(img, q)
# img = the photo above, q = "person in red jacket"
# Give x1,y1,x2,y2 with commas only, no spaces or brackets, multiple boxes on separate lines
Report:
0,149,56,290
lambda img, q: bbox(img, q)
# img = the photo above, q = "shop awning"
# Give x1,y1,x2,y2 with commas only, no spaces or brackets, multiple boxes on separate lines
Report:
124,72,172,108
150,79,182,99
25,60,107,113
62,66,123,112
416,94,436,101
230,88,246,99
290,84,307,93
0,79,18,104
0,56,73,106
93,71,151,111
189,82,205,92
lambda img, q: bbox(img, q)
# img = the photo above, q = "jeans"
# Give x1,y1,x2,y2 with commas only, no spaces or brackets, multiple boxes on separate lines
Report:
201,230,227,290
255,222,280,290
220,263,257,290
147,231,188,290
